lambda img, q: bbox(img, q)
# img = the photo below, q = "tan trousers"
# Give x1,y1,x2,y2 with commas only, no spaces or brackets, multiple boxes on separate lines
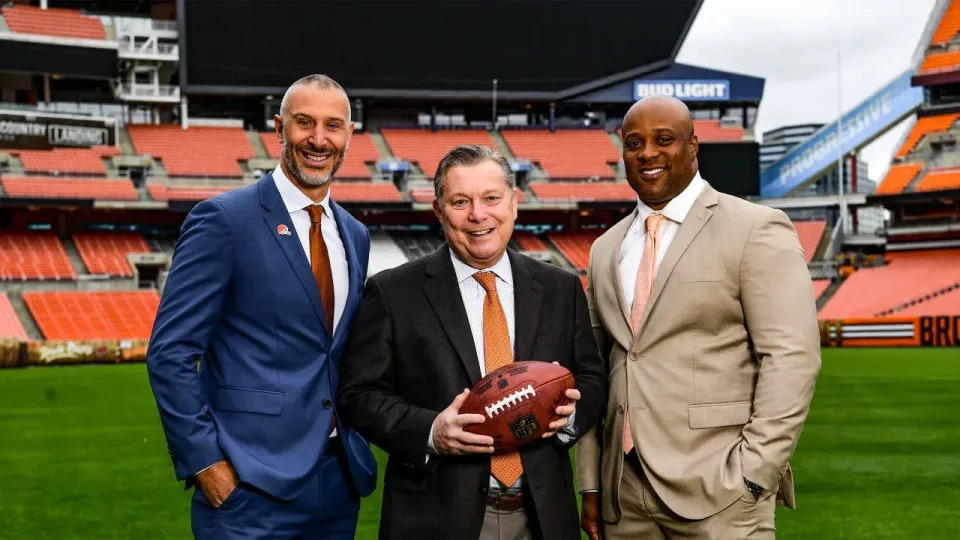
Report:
605,453,776,540
478,503,535,540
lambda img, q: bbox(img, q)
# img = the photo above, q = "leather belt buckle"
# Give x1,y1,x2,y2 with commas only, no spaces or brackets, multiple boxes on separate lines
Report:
486,491,524,512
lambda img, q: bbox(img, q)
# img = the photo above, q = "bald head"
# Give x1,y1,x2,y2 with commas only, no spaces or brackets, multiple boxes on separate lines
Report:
620,95,699,210
624,95,694,139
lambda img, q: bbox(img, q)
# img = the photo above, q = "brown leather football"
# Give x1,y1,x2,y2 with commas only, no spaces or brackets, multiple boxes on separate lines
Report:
461,361,575,452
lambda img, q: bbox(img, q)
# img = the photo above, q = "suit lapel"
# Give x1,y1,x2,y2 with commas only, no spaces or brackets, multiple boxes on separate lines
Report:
330,200,363,347
634,186,718,337
423,249,483,383
509,251,542,362
258,174,331,341
604,212,638,350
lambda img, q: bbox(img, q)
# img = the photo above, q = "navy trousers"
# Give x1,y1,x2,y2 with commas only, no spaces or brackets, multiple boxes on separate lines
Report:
191,441,360,540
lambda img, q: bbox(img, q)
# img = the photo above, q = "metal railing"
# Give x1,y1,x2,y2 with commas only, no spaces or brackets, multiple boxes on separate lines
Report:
113,83,180,102
118,41,178,57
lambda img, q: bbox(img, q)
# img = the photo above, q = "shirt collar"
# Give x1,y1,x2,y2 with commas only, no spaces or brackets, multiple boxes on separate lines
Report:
449,248,514,287
272,164,333,218
634,171,707,229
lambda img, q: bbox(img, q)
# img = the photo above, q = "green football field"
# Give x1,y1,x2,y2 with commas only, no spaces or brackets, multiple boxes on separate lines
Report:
1,348,958,539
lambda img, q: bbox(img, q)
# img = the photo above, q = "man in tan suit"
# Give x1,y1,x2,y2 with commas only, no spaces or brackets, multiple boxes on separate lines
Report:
577,96,820,539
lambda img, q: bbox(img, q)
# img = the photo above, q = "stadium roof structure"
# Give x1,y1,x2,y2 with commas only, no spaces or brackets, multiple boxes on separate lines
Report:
179,0,706,102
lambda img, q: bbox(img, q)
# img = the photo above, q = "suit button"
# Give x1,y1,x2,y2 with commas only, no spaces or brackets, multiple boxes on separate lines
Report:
618,404,625,414
479,486,488,494
629,352,640,361
322,399,332,409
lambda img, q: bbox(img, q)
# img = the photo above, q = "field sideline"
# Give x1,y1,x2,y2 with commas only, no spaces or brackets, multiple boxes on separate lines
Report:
1,348,958,539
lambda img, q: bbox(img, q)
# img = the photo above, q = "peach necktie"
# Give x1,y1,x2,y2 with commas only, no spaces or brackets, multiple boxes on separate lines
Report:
473,272,523,487
623,213,666,454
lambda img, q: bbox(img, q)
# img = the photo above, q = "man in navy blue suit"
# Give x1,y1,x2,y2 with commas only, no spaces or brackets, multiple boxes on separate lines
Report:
146,74,376,539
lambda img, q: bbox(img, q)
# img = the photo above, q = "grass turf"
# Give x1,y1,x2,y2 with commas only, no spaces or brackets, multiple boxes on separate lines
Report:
0,348,957,539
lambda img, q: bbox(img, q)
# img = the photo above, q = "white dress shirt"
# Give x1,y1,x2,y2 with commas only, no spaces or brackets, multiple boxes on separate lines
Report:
272,165,349,334
619,172,707,312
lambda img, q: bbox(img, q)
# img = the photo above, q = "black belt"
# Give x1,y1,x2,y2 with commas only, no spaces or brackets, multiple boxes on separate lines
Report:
486,490,524,511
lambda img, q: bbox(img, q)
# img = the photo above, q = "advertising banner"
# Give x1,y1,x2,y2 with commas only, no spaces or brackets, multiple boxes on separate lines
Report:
819,315,960,347
0,110,116,150
633,79,730,101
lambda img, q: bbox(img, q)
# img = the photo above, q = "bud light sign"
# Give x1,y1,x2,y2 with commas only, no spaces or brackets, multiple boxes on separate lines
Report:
633,79,730,101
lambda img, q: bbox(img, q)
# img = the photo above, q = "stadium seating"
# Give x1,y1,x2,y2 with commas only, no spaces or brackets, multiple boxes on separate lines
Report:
147,184,233,201
73,232,151,276
23,291,160,340
260,132,381,179
530,182,635,202
380,129,497,177
0,293,28,340
818,249,960,318
128,125,253,177
0,232,75,281
332,183,403,202
501,129,619,179
792,220,826,264
875,163,923,195
692,120,745,142
0,5,105,40
811,279,830,300
13,146,118,175
896,287,960,316
548,230,604,270
913,168,960,192
895,114,960,157
919,50,960,74
514,231,548,251
931,0,960,45
1,177,138,201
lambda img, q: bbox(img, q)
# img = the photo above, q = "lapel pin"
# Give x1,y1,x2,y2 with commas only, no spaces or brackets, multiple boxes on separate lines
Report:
277,224,292,236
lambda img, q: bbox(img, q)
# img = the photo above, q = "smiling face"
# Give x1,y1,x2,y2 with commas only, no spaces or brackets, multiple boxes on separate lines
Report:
433,160,518,270
621,96,699,209
274,84,352,199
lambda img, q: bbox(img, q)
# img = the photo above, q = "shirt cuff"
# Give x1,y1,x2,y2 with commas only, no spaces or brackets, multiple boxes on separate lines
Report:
556,408,578,443
427,418,439,456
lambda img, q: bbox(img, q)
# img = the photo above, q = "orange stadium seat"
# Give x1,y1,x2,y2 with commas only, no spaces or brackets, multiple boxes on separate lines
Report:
811,279,830,300
919,50,960,74
73,232,151,276
1,177,138,200
895,114,960,157
1,5,105,40
23,291,160,340
875,163,923,195
913,168,960,192
0,293,28,340
0,232,75,281
13,146,117,175
147,184,234,201
260,132,380,179
818,249,960,318
514,232,548,251
501,130,619,179
792,220,826,264
548,230,604,270
931,0,960,45
128,125,253,177
896,287,960,316
530,182,635,202
332,183,403,202
381,129,496,178
692,120,745,142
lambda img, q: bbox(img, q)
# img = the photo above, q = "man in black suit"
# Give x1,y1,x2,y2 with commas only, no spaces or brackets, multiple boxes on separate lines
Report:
338,144,607,540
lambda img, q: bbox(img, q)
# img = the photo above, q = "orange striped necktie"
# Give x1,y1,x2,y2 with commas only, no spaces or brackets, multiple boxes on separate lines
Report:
473,272,523,487
624,213,666,454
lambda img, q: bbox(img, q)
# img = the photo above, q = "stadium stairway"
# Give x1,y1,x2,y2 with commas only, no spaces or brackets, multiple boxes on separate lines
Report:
6,292,42,341
0,11,9,32
245,130,270,159
875,280,960,317
488,131,517,159
61,238,90,276
369,131,393,162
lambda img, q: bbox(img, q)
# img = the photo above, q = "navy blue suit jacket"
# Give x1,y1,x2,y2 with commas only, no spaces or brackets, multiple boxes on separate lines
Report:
146,173,377,500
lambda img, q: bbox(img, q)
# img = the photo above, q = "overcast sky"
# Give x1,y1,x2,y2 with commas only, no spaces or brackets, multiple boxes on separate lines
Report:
676,0,939,183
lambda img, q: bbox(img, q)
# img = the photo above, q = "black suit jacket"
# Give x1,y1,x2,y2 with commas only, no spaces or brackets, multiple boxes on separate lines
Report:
338,247,607,540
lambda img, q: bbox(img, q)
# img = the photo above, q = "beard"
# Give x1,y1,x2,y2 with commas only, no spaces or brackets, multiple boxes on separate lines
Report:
281,138,347,187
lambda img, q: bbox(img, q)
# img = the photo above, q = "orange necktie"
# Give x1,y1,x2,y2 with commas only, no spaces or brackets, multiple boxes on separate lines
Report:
623,213,666,454
306,205,335,334
473,272,524,487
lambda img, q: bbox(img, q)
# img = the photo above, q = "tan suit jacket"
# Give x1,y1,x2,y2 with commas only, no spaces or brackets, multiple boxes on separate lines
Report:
576,184,821,521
